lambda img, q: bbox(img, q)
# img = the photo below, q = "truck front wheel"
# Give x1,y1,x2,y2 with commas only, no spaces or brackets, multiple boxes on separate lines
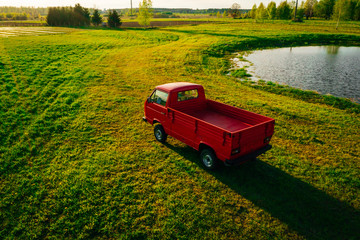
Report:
200,148,219,170
154,124,167,143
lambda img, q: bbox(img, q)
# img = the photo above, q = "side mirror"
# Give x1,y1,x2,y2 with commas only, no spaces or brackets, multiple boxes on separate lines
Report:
147,97,151,103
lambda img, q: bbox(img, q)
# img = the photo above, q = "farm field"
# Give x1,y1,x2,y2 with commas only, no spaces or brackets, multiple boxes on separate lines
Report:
0,27,75,37
1,20,360,239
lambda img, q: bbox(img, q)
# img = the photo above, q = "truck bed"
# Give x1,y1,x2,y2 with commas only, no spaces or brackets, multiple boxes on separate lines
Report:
180,99,271,134
186,109,253,132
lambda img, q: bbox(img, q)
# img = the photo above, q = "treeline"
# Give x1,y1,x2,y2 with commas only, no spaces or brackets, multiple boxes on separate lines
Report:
246,0,360,21
47,4,122,27
47,4,91,26
0,12,29,21
0,6,47,19
119,8,234,14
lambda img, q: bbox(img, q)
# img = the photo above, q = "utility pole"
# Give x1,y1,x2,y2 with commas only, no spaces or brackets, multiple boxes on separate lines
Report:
294,0,298,21
130,0,133,15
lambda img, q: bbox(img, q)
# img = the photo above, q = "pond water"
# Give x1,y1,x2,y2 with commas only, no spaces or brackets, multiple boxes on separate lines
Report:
231,46,360,103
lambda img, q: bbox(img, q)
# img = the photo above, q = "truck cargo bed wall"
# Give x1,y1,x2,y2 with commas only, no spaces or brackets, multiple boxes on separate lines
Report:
207,100,271,126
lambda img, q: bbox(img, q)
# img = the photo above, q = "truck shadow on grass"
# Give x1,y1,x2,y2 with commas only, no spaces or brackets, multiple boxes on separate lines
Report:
164,143,360,240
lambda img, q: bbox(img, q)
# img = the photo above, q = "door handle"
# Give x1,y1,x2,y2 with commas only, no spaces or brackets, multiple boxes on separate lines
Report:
161,112,166,115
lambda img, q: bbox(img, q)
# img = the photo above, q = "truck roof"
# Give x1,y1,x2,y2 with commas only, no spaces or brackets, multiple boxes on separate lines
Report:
156,82,202,93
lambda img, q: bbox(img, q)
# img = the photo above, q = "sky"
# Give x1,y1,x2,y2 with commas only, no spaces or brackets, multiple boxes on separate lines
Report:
0,0,285,10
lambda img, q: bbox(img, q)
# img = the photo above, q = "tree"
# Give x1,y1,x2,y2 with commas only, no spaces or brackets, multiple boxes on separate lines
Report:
333,0,357,21
47,4,91,27
355,0,360,20
314,0,335,19
277,1,292,19
229,3,241,18
295,1,306,21
108,10,121,28
91,9,102,26
74,3,90,26
267,1,277,19
250,4,257,19
304,0,318,19
216,11,221,18
293,0,299,20
138,0,153,27
222,10,227,18
256,2,268,20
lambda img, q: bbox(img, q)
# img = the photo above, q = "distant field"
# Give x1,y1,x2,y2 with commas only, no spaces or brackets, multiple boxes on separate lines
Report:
1,20,360,239
0,27,76,37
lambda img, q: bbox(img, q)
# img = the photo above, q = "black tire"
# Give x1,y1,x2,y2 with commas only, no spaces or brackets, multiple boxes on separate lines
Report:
200,148,219,170
154,124,167,143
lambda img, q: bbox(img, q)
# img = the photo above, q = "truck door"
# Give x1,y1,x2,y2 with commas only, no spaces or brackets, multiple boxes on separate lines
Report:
168,89,199,148
146,89,170,132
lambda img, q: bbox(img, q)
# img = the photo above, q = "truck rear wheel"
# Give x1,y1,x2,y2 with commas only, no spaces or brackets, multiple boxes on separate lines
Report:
154,124,167,143
200,148,219,170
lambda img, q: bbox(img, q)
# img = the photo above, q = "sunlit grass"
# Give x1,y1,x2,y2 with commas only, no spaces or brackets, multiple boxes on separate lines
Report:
1,20,359,239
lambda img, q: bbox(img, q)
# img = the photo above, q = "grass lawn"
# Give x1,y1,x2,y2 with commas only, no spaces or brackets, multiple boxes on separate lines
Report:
0,20,359,239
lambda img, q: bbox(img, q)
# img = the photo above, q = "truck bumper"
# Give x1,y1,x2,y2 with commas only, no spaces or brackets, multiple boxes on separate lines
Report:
224,144,272,166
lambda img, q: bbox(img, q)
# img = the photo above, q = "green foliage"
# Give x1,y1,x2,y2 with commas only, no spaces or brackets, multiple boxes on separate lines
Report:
304,0,318,19
47,4,91,26
91,9,102,26
267,1,278,19
229,3,241,18
356,0,360,20
107,10,121,28
0,12,29,21
0,6,46,20
250,4,257,19
231,68,252,78
1,20,360,239
315,0,335,19
138,0,153,27
333,0,357,21
277,1,292,19
256,3,268,20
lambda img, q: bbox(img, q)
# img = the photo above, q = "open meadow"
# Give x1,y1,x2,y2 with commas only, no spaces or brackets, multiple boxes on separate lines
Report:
1,20,360,239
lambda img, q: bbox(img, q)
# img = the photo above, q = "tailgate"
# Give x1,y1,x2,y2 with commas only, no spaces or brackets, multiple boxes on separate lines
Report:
231,120,275,156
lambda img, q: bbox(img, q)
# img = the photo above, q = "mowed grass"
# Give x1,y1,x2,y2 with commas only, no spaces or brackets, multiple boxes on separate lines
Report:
0,20,360,239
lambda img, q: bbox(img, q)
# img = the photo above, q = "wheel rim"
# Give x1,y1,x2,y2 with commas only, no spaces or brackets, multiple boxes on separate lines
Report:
202,154,213,168
155,129,162,140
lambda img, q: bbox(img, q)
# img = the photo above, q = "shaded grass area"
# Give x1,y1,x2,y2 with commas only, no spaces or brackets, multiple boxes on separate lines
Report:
1,21,360,239
166,143,360,240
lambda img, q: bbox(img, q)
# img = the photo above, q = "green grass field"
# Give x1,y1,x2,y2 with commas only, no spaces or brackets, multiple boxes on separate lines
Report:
1,20,360,239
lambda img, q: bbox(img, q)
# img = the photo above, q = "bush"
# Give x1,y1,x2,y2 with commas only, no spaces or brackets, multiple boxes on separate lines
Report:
231,68,252,78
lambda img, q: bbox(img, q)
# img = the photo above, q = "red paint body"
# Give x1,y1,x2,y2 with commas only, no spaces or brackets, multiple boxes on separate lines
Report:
144,82,275,164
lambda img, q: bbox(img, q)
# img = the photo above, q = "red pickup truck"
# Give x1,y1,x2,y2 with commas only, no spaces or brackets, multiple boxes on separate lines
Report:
143,82,275,169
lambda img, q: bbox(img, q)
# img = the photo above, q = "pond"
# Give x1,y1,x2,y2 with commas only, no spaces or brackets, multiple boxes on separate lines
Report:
231,46,360,103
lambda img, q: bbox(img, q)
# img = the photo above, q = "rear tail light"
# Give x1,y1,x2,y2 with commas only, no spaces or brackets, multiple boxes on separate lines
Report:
231,148,241,155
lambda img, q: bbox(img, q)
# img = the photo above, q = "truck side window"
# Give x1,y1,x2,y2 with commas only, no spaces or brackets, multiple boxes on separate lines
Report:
177,89,198,101
150,90,168,106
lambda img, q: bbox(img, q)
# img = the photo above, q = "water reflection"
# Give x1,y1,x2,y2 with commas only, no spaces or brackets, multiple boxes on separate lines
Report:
232,46,360,103
325,46,340,54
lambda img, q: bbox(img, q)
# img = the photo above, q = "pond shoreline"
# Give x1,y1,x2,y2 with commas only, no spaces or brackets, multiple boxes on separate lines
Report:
200,34,360,113
229,46,360,105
